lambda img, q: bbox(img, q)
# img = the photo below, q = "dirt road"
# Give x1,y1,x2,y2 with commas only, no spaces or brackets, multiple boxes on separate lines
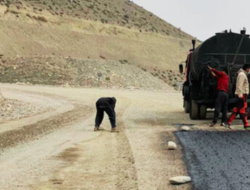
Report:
0,84,194,190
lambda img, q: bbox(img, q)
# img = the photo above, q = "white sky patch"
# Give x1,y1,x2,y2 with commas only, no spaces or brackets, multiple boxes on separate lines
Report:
132,0,250,41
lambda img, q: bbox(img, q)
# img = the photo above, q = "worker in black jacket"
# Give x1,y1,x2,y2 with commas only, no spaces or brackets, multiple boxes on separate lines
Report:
94,97,118,132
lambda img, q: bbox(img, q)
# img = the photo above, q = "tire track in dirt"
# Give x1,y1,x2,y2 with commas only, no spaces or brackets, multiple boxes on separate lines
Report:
0,104,93,150
30,97,139,190
0,87,97,190
115,109,139,190
0,85,190,190
0,84,95,150
121,93,193,190
0,87,95,150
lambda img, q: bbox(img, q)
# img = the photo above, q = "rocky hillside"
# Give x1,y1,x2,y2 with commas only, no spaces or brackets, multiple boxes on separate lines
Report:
0,0,192,39
0,57,175,91
0,0,195,89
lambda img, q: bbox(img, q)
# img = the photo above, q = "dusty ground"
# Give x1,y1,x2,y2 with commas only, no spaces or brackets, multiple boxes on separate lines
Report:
0,83,198,190
1,83,246,190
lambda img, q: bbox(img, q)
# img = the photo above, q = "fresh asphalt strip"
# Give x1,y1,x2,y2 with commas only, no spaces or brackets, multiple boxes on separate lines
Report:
175,131,250,190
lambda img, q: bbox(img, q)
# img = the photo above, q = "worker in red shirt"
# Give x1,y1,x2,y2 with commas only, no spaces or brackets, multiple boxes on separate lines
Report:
208,66,229,127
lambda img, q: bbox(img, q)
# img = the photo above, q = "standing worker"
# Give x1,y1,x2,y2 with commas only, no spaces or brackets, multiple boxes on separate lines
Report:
94,97,119,132
208,66,229,127
227,64,250,130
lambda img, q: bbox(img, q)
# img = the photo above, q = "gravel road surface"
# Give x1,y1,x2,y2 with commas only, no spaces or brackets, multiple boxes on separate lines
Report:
0,84,193,190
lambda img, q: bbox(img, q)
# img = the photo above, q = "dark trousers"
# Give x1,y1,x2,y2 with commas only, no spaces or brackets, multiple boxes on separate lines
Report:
228,94,249,127
95,106,116,128
213,91,228,124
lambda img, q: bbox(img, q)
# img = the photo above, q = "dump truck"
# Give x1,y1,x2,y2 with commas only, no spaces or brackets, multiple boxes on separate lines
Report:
180,29,250,120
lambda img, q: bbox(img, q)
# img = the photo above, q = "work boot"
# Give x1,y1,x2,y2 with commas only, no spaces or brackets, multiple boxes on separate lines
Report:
94,127,100,131
111,128,119,133
221,123,226,127
209,122,216,127
225,123,232,130
244,126,250,131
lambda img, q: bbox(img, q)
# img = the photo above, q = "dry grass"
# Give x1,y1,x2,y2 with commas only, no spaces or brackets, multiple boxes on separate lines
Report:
33,15,48,22
0,0,196,87
0,0,193,39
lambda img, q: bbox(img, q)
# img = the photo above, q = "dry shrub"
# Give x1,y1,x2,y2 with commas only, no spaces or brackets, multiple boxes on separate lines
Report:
37,16,48,22
9,10,19,14
33,15,48,22
26,13,32,18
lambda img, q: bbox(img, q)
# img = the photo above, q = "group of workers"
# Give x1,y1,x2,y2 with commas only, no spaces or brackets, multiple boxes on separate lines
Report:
209,64,250,129
93,64,250,132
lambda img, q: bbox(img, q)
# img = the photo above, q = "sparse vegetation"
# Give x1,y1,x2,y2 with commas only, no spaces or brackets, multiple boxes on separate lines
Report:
119,59,129,64
100,18,108,24
150,67,183,87
99,55,106,59
1,0,192,38
35,16,48,22
0,0,193,90
0,57,170,90
9,10,19,14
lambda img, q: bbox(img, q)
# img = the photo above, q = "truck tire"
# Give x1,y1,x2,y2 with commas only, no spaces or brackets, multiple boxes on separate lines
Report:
189,100,198,119
199,105,207,119
184,100,190,113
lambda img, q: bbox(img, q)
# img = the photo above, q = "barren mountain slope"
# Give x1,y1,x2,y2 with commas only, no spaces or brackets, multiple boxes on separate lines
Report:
0,57,176,90
0,0,195,87
0,0,192,38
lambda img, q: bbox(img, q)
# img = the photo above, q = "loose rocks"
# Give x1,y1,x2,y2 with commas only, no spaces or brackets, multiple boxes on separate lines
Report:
168,141,177,150
181,126,191,131
0,99,46,121
169,176,191,184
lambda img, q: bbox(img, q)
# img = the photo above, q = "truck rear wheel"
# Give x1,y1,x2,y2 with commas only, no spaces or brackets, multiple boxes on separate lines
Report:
189,100,198,119
199,105,207,119
184,100,190,113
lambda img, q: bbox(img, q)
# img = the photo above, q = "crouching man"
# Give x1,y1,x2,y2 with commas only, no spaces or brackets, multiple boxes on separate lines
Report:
228,64,250,130
94,97,119,132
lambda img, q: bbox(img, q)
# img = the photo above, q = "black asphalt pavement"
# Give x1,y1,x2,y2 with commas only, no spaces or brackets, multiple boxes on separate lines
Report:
176,131,250,190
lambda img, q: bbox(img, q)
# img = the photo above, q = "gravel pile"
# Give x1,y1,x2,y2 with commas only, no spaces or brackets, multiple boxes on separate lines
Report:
0,57,174,91
0,99,46,121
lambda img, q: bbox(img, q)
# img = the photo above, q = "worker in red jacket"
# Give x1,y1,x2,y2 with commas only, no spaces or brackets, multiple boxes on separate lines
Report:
208,66,229,127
